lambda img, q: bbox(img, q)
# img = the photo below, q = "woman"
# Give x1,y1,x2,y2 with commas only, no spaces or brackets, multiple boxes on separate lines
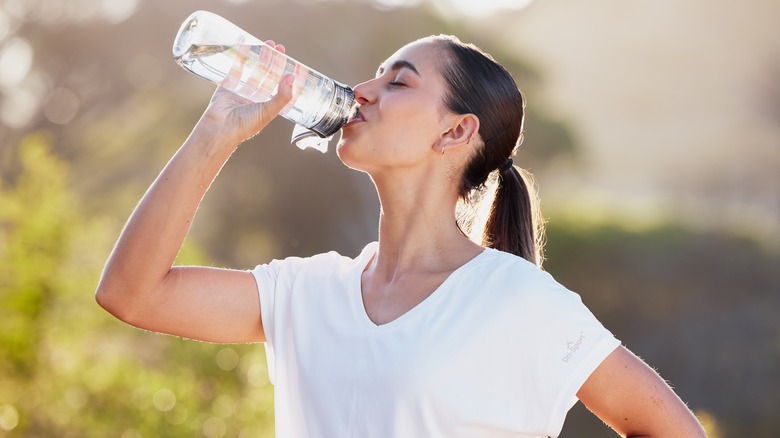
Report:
96,35,706,437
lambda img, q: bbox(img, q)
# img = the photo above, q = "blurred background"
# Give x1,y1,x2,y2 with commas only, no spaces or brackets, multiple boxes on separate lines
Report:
0,0,777,436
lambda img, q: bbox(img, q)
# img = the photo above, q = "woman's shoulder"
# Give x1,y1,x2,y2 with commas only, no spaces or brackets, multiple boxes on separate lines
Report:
256,241,376,273
471,246,545,277
306,241,377,266
467,247,580,302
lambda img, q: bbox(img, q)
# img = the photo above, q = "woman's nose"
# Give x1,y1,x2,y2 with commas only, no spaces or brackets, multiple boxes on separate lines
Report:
352,79,375,105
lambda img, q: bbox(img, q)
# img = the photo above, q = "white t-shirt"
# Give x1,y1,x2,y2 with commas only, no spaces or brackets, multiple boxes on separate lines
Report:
251,242,620,438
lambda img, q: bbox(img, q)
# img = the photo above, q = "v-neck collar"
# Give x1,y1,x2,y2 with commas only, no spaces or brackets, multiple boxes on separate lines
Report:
349,242,494,332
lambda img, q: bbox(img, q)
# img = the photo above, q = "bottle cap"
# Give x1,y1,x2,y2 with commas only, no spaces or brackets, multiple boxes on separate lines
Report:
308,82,356,138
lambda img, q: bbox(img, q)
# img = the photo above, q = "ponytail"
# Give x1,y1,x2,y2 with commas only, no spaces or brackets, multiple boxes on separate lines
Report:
483,165,545,267
430,34,545,266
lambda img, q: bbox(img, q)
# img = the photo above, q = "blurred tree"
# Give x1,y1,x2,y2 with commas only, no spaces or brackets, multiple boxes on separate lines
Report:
0,133,275,437
0,132,76,378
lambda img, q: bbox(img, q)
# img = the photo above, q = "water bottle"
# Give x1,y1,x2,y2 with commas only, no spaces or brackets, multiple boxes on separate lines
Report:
172,10,356,152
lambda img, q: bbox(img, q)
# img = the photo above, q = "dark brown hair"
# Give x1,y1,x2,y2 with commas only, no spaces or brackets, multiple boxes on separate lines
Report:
430,35,545,266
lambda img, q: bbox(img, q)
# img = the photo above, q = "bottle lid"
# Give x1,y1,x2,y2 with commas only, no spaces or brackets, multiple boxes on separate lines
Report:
308,82,356,138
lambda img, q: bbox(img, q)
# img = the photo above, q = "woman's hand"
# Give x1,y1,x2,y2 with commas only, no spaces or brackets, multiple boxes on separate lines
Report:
196,41,295,146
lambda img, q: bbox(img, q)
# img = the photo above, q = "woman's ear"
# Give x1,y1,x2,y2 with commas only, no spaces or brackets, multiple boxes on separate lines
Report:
438,114,480,154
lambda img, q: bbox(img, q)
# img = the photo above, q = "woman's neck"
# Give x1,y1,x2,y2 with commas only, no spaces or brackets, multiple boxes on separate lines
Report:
368,168,482,280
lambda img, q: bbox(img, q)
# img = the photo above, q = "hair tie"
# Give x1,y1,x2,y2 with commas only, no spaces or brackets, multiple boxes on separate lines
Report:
499,158,514,173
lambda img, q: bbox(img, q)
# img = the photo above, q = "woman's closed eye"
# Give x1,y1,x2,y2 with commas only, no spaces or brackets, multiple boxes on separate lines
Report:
388,81,407,88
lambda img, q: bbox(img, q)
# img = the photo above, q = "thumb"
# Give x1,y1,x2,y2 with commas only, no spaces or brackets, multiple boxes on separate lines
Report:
263,74,295,117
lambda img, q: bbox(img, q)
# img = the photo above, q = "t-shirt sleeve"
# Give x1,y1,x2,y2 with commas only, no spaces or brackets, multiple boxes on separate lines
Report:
249,246,370,387
525,270,621,437
249,256,307,384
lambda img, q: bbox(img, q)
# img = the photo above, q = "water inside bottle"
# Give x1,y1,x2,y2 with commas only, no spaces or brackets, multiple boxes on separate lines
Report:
175,43,336,128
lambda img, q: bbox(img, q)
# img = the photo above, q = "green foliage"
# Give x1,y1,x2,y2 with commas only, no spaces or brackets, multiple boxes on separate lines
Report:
0,132,76,377
0,135,274,437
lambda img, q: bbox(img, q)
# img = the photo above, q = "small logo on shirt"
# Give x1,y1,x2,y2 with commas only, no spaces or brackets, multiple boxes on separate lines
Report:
562,331,586,363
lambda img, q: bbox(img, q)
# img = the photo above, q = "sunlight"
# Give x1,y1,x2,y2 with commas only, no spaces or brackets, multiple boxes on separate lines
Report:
369,0,534,16
100,0,138,23
0,36,32,88
372,0,422,9
448,0,534,17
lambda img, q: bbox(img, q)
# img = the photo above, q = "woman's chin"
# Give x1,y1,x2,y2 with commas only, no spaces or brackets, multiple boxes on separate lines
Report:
336,139,361,170
336,142,374,173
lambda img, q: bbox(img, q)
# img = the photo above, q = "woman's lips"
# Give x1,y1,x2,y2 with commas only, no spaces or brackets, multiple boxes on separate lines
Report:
343,108,365,127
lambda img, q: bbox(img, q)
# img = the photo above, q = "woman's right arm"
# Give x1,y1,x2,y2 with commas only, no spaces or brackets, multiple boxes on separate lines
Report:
95,52,294,344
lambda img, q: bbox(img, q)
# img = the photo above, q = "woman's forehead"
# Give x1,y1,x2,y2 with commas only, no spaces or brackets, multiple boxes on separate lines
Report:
376,40,442,76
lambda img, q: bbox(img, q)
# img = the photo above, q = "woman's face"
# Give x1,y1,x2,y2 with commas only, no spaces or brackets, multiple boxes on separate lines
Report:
337,40,454,174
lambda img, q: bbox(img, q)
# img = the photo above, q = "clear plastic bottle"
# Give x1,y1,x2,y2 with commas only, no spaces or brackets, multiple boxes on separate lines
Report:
172,10,355,152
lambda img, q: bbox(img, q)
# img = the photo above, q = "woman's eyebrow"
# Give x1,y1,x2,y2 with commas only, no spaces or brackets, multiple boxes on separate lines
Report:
376,60,421,77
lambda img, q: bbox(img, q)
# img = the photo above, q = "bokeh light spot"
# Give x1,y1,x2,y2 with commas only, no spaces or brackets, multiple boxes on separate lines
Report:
0,36,33,88
100,0,138,23
247,363,269,388
44,87,80,125
1,0,31,24
119,429,142,438
203,416,227,438
0,9,12,43
152,388,176,412
165,406,189,425
216,347,240,371
1,86,38,128
371,0,422,10
435,0,534,18
64,385,88,410
212,394,235,418
0,405,19,431
66,0,100,23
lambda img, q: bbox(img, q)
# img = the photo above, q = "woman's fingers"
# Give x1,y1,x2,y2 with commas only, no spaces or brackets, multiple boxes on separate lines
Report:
211,74,293,144
222,38,249,91
261,74,295,119
264,40,285,54
197,40,294,144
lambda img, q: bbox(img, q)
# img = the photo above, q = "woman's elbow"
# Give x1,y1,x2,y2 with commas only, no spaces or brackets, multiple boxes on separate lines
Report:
94,275,136,323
